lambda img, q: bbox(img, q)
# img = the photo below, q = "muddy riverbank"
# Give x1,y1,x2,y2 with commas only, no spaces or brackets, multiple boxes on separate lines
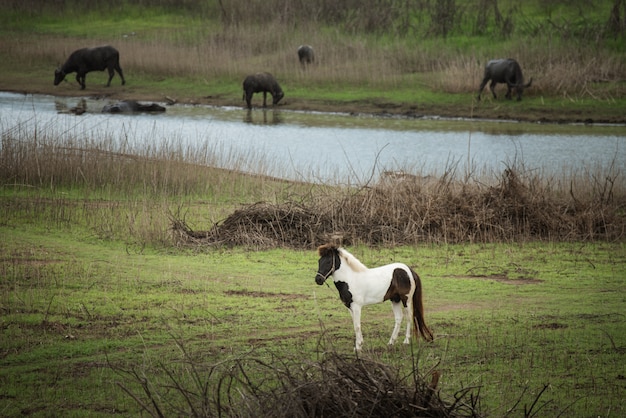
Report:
3,82,625,125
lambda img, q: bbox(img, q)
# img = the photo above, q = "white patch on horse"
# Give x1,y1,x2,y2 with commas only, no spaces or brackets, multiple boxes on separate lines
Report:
315,244,433,350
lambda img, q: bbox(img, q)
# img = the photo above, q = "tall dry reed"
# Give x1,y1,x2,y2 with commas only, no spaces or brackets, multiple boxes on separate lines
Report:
4,14,623,98
0,117,299,245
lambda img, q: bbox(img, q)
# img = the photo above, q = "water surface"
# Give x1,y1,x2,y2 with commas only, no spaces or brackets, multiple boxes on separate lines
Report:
1,92,624,183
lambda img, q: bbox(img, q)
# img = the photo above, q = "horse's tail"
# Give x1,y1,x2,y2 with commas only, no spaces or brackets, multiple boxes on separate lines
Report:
411,268,434,341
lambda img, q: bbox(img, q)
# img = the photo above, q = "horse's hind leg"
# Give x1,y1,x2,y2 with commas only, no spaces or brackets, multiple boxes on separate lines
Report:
403,304,412,344
388,302,404,345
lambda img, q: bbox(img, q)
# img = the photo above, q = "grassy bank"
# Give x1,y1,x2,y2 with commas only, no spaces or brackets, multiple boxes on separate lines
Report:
0,0,625,122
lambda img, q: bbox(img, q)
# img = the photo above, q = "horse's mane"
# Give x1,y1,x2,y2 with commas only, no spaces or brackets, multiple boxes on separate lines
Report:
339,248,368,272
317,244,367,272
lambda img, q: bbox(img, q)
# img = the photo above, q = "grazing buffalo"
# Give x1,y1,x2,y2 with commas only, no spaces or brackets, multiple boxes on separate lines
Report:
101,100,165,113
54,46,125,90
242,72,284,109
477,58,532,101
297,45,315,67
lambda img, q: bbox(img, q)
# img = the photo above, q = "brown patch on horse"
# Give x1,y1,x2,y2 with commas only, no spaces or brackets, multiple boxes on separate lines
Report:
384,268,412,307
317,243,338,257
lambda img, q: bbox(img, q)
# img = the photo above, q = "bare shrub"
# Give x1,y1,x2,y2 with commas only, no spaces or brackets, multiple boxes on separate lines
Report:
171,201,332,248
111,339,468,417
173,166,625,248
608,0,626,36
429,0,458,37
111,332,563,417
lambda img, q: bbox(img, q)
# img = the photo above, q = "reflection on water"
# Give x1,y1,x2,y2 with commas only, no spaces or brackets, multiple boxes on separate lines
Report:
54,98,87,115
1,92,624,183
244,109,284,125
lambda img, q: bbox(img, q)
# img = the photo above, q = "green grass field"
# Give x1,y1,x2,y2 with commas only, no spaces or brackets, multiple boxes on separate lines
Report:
1,223,624,416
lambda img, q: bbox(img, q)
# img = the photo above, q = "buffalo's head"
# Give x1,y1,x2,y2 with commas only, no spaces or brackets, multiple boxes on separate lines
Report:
53,68,66,86
273,90,284,105
509,77,533,101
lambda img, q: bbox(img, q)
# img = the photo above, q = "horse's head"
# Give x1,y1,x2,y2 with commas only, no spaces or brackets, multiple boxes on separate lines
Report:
315,244,341,285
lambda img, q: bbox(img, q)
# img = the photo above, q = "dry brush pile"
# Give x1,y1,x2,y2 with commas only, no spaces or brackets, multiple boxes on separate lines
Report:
114,347,489,417
172,167,625,248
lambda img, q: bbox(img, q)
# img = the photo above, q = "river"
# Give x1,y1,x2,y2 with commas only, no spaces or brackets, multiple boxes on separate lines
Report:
1,92,624,183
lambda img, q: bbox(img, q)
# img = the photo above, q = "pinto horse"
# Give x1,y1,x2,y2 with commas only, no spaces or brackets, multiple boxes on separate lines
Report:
315,244,433,350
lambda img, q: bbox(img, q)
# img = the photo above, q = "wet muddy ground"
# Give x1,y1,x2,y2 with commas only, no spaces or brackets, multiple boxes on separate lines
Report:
4,83,626,125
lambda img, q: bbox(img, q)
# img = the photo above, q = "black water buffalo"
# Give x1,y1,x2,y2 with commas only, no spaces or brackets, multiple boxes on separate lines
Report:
54,45,125,90
101,100,165,113
297,45,315,67
477,58,532,101
242,72,284,109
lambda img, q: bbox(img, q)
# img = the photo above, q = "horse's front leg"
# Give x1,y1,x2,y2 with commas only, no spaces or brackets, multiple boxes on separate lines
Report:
349,304,364,350
389,302,404,345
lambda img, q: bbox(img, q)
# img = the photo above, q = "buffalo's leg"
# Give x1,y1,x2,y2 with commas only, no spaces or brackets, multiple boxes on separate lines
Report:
262,92,267,107
489,80,497,99
76,73,86,90
477,77,489,101
504,75,514,99
106,68,115,87
116,64,126,85
504,82,513,99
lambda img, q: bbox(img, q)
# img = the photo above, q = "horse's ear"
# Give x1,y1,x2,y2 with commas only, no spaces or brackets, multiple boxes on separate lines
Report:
317,244,337,257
